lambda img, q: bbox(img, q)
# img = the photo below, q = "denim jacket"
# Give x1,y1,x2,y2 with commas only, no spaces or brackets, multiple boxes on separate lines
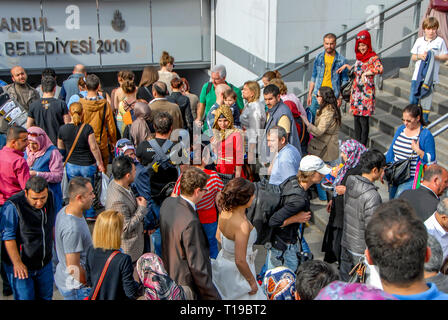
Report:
311,51,349,98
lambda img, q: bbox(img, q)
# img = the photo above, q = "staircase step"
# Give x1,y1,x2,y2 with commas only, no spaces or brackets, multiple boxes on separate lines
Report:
370,108,403,138
399,68,448,96
382,78,448,115
375,91,409,118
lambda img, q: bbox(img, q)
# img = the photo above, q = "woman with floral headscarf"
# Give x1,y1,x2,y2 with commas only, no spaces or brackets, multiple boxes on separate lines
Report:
321,139,367,264
337,30,383,147
25,126,64,212
210,105,245,184
136,253,188,300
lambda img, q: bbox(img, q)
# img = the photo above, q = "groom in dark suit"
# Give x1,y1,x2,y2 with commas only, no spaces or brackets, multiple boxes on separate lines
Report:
160,167,221,300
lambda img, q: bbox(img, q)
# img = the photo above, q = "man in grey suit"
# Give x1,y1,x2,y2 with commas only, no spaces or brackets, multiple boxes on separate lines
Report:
149,81,184,131
106,155,147,264
160,167,221,300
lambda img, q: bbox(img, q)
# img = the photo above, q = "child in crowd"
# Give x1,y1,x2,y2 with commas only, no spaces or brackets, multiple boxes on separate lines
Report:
223,89,241,128
410,17,448,123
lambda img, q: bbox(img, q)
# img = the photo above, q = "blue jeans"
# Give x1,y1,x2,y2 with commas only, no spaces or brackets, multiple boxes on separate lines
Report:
57,285,91,300
308,96,320,124
66,162,97,218
409,80,419,105
0,133,6,150
202,221,219,259
4,262,54,300
389,176,414,199
150,203,162,257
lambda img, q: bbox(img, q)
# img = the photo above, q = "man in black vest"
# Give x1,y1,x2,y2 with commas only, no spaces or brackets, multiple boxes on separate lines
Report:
0,176,55,300
399,164,448,221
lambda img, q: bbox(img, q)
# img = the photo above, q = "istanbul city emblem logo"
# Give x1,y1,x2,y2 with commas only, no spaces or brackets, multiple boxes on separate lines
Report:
111,10,125,32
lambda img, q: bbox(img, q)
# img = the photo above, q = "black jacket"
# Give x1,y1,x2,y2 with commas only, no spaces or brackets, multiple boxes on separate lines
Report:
1,191,55,270
167,92,193,131
269,176,309,248
399,185,439,221
85,247,141,300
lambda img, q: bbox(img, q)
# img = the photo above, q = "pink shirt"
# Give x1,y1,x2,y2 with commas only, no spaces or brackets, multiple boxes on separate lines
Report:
0,147,30,205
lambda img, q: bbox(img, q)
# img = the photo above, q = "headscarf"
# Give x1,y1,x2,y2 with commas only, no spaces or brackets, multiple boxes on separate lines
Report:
212,105,237,141
26,126,54,168
114,138,136,158
136,253,186,300
130,101,152,147
355,30,377,63
315,281,397,300
263,266,296,300
333,139,367,186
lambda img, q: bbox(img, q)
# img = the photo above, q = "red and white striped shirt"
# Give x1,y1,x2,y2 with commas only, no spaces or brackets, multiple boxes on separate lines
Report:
173,168,224,224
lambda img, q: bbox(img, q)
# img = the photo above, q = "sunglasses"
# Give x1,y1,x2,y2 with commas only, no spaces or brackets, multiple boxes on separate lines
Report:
200,188,208,192
356,35,367,40
28,132,43,137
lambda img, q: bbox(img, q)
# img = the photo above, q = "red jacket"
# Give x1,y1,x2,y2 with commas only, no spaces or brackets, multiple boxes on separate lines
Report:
0,147,30,205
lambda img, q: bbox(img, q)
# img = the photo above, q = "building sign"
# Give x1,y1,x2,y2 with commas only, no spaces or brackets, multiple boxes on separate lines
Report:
0,0,210,72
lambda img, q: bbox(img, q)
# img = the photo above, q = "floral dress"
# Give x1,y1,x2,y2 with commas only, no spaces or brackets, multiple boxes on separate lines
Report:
350,55,383,117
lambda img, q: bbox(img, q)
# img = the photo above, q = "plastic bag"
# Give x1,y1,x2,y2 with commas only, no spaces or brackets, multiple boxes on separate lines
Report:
93,171,110,210
100,172,109,207
61,167,69,201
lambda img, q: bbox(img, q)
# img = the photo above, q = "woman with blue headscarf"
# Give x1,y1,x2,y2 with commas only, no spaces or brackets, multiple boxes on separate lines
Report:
321,139,367,264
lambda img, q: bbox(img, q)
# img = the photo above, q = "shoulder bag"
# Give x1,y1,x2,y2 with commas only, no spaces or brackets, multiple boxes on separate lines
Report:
431,0,448,12
340,67,356,103
84,250,120,300
384,130,421,186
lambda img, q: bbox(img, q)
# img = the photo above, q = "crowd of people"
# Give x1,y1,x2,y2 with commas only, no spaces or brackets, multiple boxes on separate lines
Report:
0,15,448,302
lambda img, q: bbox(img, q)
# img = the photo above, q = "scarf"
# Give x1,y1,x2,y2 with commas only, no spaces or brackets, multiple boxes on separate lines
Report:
263,266,296,300
130,102,151,147
333,139,367,186
26,126,54,168
136,253,186,300
355,30,377,63
212,105,238,141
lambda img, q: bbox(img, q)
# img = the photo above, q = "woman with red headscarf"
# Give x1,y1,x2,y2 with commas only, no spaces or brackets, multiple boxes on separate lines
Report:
337,30,383,147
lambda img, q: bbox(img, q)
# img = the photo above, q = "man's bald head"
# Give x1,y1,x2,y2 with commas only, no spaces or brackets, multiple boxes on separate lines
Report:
152,81,168,97
10,66,27,85
73,64,86,75
423,164,448,196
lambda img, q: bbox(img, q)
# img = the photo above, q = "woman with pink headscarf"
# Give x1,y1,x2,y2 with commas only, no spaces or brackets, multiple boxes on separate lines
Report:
25,126,64,212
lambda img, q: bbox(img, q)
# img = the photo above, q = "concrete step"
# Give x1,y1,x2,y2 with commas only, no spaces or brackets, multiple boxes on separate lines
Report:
382,78,448,115
399,68,448,96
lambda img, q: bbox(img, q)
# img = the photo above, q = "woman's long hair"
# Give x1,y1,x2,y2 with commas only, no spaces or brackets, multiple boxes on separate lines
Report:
139,66,159,87
317,86,341,126
69,102,83,126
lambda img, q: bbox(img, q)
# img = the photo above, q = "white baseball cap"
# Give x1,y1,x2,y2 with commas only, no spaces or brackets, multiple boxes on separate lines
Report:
299,155,331,175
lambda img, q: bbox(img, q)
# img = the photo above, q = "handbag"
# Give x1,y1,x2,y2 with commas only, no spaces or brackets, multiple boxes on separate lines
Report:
340,67,356,102
84,250,120,300
385,131,422,186
431,0,448,12
384,158,412,186
92,171,110,211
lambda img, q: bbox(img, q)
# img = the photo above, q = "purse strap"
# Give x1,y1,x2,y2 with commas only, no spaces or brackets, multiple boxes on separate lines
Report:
64,123,86,167
90,250,120,300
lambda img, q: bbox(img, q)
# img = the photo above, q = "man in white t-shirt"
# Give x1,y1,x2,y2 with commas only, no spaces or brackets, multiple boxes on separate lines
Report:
410,17,448,123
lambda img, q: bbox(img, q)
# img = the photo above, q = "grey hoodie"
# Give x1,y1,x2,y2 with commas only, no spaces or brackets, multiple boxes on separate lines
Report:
341,175,382,255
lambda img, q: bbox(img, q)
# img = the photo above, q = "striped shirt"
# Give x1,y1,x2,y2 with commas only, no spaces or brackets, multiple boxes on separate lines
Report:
393,130,419,177
173,169,224,224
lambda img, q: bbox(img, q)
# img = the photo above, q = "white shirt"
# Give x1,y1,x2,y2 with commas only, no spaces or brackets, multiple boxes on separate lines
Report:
411,36,448,83
425,213,448,260
180,195,196,211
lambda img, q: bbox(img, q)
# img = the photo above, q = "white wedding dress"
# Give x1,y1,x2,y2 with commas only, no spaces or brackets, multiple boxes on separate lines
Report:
211,228,266,300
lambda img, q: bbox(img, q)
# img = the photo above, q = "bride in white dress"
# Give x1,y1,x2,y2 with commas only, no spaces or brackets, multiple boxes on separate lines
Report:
211,178,266,300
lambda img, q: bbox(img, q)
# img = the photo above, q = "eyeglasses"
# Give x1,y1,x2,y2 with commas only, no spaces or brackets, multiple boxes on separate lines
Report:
28,132,43,137
401,118,413,123
200,188,208,192
117,141,134,148
356,35,367,40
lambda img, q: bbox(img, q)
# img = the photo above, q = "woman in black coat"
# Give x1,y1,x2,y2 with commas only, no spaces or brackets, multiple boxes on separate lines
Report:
321,139,367,264
85,210,142,300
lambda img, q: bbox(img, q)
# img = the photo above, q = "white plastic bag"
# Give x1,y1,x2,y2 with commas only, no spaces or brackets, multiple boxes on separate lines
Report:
61,167,69,200
100,172,110,207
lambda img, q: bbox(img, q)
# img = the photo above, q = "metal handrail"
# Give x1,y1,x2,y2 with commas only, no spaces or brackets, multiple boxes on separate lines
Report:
251,0,422,83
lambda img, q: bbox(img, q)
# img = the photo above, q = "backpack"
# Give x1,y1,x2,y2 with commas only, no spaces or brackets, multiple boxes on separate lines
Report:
246,179,282,245
148,139,176,173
